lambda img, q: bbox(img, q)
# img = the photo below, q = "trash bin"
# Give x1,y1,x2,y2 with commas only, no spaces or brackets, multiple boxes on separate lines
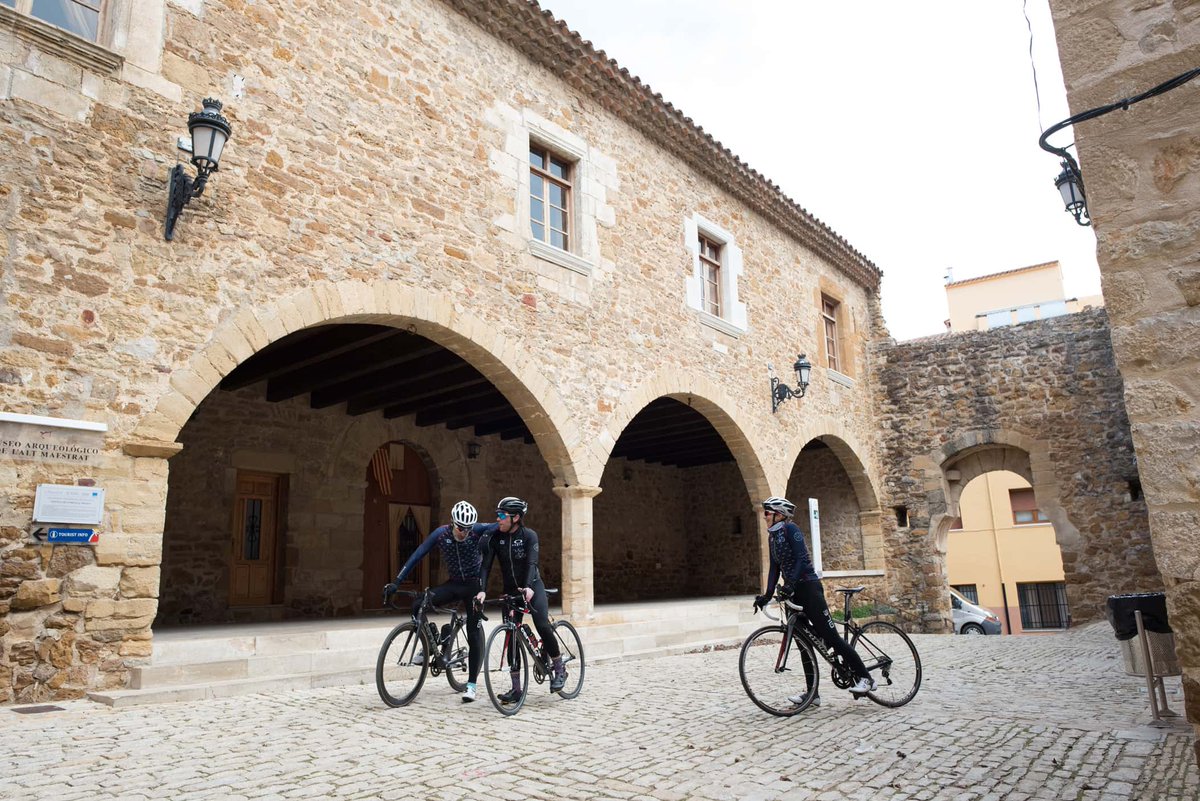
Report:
1106,593,1180,677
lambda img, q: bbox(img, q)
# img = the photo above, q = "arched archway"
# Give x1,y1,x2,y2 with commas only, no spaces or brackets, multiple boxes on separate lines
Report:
930,429,1084,632
590,375,773,603
130,280,579,486
150,281,576,625
784,434,884,575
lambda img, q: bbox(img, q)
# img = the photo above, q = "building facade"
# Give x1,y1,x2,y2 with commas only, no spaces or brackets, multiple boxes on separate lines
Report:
0,0,894,702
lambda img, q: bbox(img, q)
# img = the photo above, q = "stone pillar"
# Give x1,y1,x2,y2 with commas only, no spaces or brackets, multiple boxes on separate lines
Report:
552,485,601,622
1047,0,1200,766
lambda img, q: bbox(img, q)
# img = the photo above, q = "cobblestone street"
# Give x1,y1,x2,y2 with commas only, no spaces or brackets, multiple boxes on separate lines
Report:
1,623,1195,801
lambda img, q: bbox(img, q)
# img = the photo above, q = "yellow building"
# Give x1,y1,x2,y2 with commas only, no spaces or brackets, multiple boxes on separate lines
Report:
942,262,1105,633
944,261,1104,333
946,472,1070,634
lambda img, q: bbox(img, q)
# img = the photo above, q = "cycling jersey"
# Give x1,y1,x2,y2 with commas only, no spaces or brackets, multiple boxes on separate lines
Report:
395,524,485,590
477,523,541,592
765,520,818,591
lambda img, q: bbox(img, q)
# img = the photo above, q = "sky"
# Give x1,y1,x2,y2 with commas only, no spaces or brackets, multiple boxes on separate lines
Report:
540,0,1102,341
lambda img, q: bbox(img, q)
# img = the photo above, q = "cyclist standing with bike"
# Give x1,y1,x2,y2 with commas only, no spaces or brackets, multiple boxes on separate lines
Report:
755,496,876,700
473,496,566,703
383,500,486,703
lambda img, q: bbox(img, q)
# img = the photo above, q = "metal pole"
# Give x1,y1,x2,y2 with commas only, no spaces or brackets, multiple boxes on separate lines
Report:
1135,610,1166,727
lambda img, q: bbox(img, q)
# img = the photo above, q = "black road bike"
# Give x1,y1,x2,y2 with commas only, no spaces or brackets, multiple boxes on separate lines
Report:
376,589,473,707
739,586,922,716
481,590,585,716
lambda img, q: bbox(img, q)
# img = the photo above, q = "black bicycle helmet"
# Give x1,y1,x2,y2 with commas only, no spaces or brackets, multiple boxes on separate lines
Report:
496,496,528,516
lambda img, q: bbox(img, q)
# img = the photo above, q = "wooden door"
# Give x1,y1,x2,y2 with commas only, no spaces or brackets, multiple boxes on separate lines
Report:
230,471,282,607
362,442,433,609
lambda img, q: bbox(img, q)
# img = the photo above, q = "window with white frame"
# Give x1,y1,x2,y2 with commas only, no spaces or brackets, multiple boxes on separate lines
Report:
3,0,103,41
528,144,572,252
683,214,746,334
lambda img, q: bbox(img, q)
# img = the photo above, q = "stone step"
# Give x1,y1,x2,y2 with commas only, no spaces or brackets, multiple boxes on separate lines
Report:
90,669,378,708
97,598,765,706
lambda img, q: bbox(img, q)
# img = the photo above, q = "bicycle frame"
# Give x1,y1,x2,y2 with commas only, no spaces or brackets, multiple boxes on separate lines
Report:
493,594,552,678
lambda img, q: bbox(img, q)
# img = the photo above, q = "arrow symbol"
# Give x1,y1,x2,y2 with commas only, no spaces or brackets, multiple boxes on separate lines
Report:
32,527,47,542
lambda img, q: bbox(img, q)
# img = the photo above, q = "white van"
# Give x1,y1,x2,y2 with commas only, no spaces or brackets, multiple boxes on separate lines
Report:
950,588,1002,635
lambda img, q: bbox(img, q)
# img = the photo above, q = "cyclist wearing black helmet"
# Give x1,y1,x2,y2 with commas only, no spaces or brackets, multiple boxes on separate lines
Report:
473,496,566,703
383,499,487,703
757,495,876,702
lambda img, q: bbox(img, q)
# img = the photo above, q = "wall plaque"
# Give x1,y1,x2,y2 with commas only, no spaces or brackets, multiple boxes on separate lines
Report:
33,484,106,525
0,414,104,465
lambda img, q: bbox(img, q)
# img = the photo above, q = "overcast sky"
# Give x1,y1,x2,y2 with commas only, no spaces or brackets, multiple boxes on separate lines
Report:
540,0,1102,341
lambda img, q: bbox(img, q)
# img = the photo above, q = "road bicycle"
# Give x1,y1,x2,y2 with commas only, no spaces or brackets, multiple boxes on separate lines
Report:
376,588,473,707
481,589,584,716
739,585,921,716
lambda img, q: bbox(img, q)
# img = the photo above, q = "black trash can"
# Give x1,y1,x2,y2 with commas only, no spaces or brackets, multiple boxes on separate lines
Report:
1106,593,1179,676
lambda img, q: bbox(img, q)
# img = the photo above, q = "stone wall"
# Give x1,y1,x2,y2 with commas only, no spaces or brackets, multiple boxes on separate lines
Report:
873,309,1158,631
786,443,866,572
1046,0,1200,763
593,456,758,602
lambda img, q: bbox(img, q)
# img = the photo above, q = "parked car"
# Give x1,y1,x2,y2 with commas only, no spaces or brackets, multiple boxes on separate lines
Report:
950,588,1002,635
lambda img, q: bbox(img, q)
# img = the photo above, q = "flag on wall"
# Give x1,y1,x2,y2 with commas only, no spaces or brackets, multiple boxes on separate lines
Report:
371,445,393,496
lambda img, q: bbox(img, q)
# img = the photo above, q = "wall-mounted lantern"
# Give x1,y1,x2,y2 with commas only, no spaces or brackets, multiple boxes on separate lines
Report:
770,354,812,413
165,98,233,241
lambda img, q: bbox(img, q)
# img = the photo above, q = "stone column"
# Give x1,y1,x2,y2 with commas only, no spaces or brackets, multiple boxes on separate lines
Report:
552,485,601,622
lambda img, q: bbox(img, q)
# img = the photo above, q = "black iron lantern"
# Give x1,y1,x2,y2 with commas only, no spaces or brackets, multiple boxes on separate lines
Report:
771,354,812,413
165,98,233,240
1054,160,1090,227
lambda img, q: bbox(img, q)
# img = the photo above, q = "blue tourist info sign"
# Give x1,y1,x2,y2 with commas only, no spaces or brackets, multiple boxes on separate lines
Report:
47,528,99,544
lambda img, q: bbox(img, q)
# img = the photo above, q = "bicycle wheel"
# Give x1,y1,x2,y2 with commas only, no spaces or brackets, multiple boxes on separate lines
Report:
738,625,819,717
376,621,429,707
483,624,530,716
851,621,922,708
443,620,470,692
550,620,585,700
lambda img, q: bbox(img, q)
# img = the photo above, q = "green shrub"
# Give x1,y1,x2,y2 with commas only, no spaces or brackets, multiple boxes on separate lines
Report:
832,602,898,621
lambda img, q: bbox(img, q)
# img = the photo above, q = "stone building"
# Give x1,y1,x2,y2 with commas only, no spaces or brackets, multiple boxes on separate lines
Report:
0,0,894,702
1047,0,1200,766
0,0,1157,705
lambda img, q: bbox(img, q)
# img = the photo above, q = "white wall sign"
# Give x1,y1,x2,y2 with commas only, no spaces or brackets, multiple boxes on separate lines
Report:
808,498,822,576
32,484,106,525
0,414,105,464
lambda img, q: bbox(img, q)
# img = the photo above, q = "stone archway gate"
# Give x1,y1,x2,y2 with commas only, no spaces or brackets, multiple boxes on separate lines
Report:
872,308,1159,628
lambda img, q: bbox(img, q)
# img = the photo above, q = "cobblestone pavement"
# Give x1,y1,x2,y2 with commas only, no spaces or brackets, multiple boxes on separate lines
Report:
1,622,1196,801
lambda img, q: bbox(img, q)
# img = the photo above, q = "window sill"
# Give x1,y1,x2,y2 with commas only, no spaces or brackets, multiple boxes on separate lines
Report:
529,239,592,276
0,6,123,76
696,311,744,338
827,368,856,388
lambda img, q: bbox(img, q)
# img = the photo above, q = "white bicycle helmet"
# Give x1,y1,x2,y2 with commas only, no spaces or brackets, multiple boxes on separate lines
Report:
450,500,478,527
762,496,796,518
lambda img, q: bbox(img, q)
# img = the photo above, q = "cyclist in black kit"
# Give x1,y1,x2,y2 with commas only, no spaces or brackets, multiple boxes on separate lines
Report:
755,496,876,705
473,496,566,703
384,500,486,703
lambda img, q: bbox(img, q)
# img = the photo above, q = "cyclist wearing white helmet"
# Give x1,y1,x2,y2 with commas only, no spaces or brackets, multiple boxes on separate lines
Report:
756,495,876,701
384,499,488,702
473,496,566,703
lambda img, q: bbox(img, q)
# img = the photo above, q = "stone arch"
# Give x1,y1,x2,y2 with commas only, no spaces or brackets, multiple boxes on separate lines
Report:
930,428,1081,559
783,428,884,572
584,366,771,503
128,280,580,486
781,423,881,513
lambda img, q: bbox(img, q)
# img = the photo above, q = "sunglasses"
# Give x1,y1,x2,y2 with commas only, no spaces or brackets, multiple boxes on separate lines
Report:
495,512,509,520
454,523,472,532
762,511,778,518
